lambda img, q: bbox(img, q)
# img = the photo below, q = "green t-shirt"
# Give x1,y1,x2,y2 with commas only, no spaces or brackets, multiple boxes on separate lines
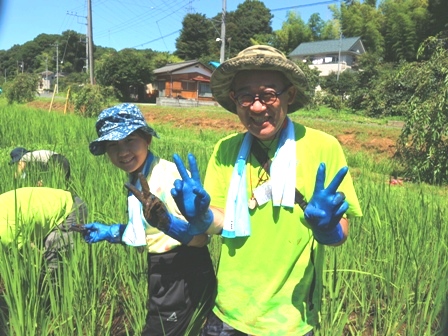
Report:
0,187,74,247
204,123,363,335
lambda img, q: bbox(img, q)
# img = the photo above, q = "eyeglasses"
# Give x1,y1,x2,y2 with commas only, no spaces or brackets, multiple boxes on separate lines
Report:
234,86,291,107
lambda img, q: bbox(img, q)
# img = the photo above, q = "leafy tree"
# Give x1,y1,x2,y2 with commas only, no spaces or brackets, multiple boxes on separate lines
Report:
340,0,384,55
427,0,448,36
227,0,273,53
320,70,359,101
3,73,39,104
175,13,214,60
272,11,311,55
396,36,448,184
70,84,116,117
95,49,153,101
308,13,325,41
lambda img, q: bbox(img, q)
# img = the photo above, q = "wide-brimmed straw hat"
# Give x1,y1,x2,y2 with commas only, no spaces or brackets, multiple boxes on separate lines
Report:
89,103,159,156
210,45,309,114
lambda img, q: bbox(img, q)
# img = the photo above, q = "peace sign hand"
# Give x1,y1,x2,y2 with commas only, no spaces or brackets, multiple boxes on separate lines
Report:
171,153,213,235
304,163,349,245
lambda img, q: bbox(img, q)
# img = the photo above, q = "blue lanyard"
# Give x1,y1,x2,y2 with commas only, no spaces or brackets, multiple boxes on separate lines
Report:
127,151,154,196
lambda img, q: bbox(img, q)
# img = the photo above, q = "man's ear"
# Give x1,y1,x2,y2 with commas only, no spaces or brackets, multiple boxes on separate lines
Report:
229,91,236,103
286,86,297,105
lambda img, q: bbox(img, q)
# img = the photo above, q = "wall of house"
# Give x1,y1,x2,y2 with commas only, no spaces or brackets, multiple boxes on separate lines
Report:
156,73,213,101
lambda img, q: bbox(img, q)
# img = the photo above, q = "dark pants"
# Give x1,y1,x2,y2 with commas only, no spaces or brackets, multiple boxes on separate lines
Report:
141,245,217,336
48,154,71,181
201,311,315,336
43,196,87,271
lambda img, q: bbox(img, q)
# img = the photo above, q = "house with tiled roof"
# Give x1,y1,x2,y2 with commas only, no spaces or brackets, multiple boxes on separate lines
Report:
289,36,365,76
152,60,214,103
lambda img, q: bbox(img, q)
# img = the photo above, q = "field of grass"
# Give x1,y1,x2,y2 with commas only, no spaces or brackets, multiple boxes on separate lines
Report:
0,99,447,335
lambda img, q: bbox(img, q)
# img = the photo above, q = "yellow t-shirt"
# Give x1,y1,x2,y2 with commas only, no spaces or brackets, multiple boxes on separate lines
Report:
204,123,363,335
0,187,73,247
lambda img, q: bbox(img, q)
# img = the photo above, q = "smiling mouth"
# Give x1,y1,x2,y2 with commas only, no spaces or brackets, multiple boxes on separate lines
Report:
120,157,134,164
251,115,270,124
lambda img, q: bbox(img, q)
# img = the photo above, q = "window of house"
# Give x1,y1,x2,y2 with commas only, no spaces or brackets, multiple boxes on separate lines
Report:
198,83,212,97
181,81,196,91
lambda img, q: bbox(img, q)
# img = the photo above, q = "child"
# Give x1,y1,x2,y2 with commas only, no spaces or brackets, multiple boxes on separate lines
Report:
83,103,216,336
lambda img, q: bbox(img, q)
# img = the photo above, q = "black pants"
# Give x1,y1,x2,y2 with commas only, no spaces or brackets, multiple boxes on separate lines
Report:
142,245,217,336
201,311,315,336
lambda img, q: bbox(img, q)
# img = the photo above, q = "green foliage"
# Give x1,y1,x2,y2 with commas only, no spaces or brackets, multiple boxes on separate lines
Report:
396,36,448,184
272,11,312,54
70,84,116,118
95,49,153,101
175,13,215,60
320,70,359,100
3,73,39,104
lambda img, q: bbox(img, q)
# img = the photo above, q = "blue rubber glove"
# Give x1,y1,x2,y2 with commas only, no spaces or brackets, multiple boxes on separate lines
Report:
171,153,214,235
304,163,350,245
124,174,194,245
83,223,126,244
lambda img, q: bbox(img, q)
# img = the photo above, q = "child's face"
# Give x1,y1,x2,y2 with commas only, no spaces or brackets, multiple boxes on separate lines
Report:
105,131,151,173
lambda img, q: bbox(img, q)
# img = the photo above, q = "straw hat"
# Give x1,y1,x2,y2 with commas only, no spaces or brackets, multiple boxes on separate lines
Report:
210,45,309,114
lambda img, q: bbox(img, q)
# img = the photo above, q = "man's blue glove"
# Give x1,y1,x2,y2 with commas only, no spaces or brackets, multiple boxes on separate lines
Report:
83,223,126,244
125,174,194,245
171,153,214,235
304,163,349,245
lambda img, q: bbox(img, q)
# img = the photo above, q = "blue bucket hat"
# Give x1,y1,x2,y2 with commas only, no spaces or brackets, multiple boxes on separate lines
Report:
9,147,29,165
89,103,159,156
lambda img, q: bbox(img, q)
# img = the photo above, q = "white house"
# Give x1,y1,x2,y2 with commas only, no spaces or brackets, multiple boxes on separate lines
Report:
289,36,365,76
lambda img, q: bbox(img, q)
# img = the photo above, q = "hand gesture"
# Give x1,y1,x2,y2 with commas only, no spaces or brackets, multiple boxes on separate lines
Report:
125,174,193,245
304,163,349,244
82,222,124,244
125,174,171,232
171,153,213,234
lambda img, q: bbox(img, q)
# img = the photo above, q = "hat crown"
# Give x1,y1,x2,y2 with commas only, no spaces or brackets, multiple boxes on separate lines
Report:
236,45,287,59
96,103,146,137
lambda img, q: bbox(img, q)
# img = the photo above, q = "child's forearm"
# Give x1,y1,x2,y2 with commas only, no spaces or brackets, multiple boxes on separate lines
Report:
206,206,225,235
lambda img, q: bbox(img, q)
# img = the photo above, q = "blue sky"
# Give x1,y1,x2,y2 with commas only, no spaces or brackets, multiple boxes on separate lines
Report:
0,0,337,52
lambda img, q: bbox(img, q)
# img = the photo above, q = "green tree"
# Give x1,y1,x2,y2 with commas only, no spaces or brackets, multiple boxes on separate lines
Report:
175,13,214,60
396,36,448,184
227,0,273,53
340,0,384,56
427,0,448,36
308,13,324,41
3,73,39,104
95,49,153,101
272,11,311,55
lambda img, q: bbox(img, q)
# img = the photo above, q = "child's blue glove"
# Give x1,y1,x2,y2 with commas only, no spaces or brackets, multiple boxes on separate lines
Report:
124,175,194,245
171,153,214,235
83,223,126,244
304,163,349,245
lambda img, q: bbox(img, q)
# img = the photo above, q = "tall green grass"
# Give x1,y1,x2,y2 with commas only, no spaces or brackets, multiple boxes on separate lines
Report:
0,102,447,335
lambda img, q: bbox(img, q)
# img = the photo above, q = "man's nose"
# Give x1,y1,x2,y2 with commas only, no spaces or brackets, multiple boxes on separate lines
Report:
250,97,266,112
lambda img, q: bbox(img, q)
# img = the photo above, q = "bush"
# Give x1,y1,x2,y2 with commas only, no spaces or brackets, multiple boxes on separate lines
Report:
3,73,39,104
70,84,117,118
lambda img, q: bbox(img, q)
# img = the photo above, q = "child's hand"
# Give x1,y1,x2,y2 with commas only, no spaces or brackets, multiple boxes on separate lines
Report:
125,174,193,244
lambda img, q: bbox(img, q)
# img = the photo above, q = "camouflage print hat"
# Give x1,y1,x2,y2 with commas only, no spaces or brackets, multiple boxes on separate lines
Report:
210,45,309,114
89,103,159,156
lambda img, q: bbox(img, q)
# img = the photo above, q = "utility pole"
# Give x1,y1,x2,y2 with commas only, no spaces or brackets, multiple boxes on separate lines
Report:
219,0,226,64
337,30,342,82
87,0,95,84
51,42,59,93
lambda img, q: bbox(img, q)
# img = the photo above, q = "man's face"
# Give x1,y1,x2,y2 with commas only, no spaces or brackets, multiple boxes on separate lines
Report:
230,70,296,140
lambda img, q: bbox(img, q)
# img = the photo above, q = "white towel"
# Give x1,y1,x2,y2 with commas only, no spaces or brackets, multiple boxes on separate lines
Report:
222,118,296,238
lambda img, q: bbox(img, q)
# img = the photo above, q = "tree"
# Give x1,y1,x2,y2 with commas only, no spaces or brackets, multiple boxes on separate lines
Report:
95,49,153,102
427,0,448,36
308,13,325,41
175,13,214,60
3,73,39,104
396,36,448,184
272,11,311,55
227,0,273,53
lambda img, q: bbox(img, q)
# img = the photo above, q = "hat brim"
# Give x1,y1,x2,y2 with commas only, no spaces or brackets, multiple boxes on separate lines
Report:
211,55,309,114
89,125,159,156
